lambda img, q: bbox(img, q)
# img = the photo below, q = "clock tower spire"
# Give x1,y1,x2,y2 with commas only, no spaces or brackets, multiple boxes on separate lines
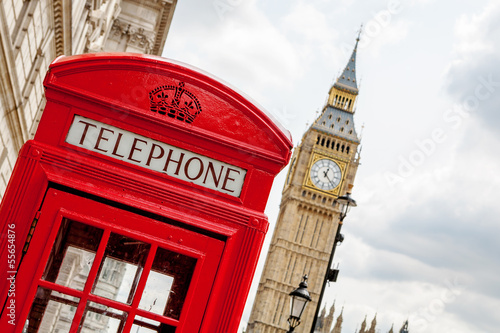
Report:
247,33,363,333
330,28,360,99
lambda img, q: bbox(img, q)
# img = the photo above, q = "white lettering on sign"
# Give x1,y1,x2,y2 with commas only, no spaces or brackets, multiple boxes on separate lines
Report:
66,115,247,197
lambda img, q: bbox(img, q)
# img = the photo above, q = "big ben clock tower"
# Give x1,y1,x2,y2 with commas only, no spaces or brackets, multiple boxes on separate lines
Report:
247,34,362,333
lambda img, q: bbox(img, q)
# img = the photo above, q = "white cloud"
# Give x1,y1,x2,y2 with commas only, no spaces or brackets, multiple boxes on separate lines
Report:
281,2,335,43
164,1,500,332
452,1,500,56
324,275,467,333
281,1,341,64
165,0,304,104
363,18,411,56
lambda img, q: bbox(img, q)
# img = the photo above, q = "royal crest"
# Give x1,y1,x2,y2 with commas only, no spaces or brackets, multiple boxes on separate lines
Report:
149,82,202,123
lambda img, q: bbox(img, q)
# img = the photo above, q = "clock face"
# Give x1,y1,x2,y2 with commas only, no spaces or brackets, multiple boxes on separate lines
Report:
310,159,342,191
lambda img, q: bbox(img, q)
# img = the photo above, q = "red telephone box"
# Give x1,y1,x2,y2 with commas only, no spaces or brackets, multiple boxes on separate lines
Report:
0,53,292,332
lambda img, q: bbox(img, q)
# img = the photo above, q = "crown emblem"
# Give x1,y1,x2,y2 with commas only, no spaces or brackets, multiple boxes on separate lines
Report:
149,82,202,123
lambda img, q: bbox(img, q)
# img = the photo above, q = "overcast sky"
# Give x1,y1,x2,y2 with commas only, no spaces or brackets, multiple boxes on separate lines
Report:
163,0,500,332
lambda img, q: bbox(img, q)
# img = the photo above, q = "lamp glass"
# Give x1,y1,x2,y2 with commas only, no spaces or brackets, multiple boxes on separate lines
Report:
343,203,351,215
336,194,356,218
338,201,346,214
290,294,307,319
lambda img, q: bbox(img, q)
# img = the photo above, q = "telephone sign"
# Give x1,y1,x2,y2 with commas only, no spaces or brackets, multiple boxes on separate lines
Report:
0,53,292,333
66,115,247,196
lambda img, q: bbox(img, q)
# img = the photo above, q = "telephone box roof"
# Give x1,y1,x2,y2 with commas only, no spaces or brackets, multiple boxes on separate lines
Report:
44,53,293,168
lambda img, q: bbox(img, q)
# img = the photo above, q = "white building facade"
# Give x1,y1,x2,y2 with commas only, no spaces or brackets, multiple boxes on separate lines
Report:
0,0,177,198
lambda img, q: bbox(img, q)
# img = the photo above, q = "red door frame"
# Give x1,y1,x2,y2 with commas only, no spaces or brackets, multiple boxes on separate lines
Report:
16,188,224,333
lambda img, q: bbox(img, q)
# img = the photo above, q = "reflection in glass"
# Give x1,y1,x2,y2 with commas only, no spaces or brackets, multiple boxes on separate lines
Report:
43,219,103,290
143,247,197,320
29,217,197,332
24,287,80,333
95,257,138,303
138,271,173,314
93,233,150,304
80,301,127,333
56,247,95,291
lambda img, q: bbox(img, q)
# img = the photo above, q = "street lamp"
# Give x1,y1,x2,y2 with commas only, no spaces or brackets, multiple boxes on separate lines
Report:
309,193,357,333
337,192,357,222
287,275,312,332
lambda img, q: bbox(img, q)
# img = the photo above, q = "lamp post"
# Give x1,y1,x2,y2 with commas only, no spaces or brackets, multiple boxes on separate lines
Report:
287,275,312,332
309,193,357,333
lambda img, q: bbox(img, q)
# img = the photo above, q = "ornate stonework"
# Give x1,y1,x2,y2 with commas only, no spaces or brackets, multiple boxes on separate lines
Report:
108,19,156,53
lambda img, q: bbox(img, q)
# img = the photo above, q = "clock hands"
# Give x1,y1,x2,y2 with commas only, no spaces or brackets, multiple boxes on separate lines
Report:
323,168,338,187
324,169,333,184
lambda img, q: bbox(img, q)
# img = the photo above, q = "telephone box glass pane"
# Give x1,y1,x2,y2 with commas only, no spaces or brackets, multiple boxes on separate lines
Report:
24,287,80,333
80,301,127,333
92,233,150,304
139,247,196,320
138,271,173,314
42,219,103,291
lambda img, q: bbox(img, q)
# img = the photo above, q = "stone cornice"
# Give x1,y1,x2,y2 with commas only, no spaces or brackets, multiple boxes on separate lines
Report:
53,0,72,56
280,192,339,218
152,0,176,55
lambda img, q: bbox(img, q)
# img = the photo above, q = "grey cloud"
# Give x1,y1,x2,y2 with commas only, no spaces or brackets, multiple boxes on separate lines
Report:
446,55,500,133
445,6,500,134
